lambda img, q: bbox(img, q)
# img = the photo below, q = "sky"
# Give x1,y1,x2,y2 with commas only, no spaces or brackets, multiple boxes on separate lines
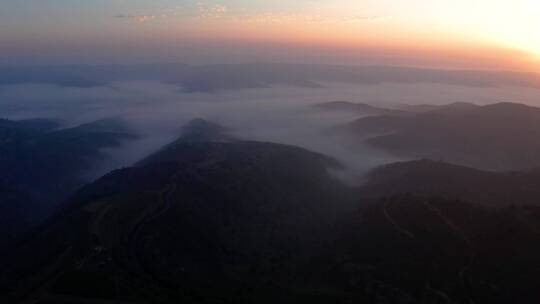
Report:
1,0,540,70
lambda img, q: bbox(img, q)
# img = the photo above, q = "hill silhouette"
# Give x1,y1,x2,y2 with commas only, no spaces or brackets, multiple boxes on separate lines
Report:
341,102,540,171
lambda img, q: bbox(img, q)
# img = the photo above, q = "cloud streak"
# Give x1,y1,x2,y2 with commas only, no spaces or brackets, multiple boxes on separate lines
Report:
114,2,390,25
115,14,159,23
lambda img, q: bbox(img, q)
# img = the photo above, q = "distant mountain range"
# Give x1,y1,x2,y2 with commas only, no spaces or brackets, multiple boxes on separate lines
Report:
313,101,407,116
2,64,540,92
396,102,479,113
338,102,540,171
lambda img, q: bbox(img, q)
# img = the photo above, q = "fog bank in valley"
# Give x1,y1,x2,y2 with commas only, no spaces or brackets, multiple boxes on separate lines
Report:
3,76,540,183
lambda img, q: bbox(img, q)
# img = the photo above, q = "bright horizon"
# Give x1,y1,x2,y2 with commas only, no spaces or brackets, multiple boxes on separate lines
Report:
1,1,540,71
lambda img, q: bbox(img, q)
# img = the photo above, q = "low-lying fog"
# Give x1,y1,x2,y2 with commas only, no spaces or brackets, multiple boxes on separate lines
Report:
3,79,540,183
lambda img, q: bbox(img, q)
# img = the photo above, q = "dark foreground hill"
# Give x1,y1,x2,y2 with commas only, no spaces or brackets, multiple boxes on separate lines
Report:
340,102,540,171
0,118,137,246
3,120,540,303
1,119,356,303
360,159,540,207
337,195,540,304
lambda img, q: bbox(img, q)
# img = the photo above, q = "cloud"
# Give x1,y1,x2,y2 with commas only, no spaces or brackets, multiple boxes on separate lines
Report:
115,14,159,23
196,10,390,25
113,6,185,23
341,15,392,23
113,2,390,25
196,3,228,20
